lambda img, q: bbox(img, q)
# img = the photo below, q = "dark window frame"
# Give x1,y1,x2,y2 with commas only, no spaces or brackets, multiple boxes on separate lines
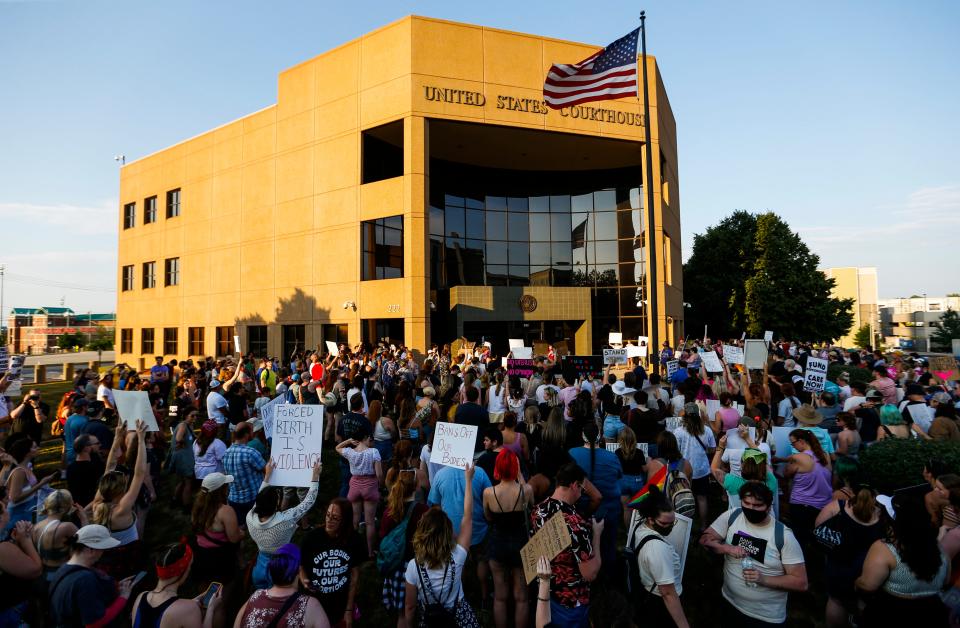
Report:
121,265,135,292
141,328,155,354
361,215,404,280
142,261,156,289
248,325,268,357
164,257,180,287
215,326,235,357
123,202,136,229
166,188,181,219
188,327,204,356
163,328,178,355
120,329,133,354
143,196,158,224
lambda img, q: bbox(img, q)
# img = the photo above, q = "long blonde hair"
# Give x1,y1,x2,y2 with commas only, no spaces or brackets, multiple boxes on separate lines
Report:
412,506,455,569
617,427,639,461
92,471,128,526
191,485,228,533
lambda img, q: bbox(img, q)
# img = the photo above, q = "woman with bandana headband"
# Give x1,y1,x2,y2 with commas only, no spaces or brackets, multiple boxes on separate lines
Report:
130,541,221,627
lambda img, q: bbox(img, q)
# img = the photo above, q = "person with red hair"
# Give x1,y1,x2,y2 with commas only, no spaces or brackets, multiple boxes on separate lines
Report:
482,449,534,628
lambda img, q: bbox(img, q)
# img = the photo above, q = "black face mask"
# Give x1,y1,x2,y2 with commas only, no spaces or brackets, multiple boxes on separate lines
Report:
652,521,675,537
742,507,769,524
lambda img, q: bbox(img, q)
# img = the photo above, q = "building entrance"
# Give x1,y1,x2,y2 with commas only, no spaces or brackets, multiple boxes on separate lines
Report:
462,320,581,356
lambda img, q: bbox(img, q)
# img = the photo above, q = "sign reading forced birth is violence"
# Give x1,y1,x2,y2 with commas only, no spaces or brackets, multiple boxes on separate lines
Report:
269,404,324,487
430,422,478,470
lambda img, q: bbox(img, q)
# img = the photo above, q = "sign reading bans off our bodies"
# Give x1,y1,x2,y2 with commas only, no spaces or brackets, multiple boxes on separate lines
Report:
430,422,478,470
269,404,324,487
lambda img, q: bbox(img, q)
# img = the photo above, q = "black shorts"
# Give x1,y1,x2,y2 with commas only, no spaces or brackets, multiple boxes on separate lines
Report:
691,475,711,495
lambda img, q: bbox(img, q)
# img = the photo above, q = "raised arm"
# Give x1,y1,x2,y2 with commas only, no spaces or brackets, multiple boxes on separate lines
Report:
711,434,728,483
456,464,475,550
116,420,149,515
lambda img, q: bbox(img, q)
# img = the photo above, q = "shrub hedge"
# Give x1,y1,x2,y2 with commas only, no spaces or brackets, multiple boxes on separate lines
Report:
859,438,960,494
827,363,873,389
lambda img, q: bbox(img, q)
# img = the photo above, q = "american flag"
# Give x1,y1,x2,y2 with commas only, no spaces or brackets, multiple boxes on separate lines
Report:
543,28,640,109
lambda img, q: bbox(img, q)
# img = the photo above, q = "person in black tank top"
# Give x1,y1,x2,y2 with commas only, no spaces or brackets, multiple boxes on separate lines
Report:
130,542,217,628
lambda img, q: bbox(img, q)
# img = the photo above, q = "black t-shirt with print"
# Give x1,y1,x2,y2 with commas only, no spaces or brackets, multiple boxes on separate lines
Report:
300,528,367,619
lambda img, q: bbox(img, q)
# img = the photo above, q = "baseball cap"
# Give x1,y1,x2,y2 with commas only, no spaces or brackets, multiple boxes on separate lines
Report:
75,524,122,550
865,389,883,400
201,472,235,492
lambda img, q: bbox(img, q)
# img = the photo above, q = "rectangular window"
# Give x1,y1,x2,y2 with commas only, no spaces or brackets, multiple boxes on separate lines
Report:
141,328,155,354
120,329,133,354
188,327,204,356
248,325,268,357
121,265,134,291
282,325,305,359
142,261,156,289
123,203,136,229
322,323,349,345
166,188,181,218
164,257,180,286
144,196,157,224
163,328,178,355
361,215,404,280
216,326,234,356
361,120,403,184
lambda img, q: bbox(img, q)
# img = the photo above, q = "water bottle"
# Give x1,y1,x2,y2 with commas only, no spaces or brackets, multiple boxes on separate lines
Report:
741,557,757,588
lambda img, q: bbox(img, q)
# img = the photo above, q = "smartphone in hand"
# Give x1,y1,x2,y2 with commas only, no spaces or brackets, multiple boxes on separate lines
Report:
200,582,221,607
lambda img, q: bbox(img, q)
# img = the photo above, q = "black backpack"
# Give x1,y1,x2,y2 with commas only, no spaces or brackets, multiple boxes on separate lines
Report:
415,560,455,627
621,519,668,608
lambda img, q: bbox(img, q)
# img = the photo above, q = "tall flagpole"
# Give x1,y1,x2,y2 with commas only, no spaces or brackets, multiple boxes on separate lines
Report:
639,11,660,360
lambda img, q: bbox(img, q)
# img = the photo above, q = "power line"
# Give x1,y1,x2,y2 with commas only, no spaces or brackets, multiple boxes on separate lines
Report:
3,273,115,293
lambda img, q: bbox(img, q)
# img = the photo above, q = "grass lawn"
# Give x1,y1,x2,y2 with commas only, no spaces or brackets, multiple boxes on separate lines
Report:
26,378,825,626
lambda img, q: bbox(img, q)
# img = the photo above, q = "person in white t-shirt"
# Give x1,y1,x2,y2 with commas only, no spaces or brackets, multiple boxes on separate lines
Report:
700,482,807,626
628,486,690,627
96,373,116,415
842,381,868,413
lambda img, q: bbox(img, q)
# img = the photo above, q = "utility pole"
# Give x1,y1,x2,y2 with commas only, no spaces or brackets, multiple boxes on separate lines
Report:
0,264,5,349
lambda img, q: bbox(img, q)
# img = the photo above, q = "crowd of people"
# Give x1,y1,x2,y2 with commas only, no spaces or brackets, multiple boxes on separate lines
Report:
0,337,957,626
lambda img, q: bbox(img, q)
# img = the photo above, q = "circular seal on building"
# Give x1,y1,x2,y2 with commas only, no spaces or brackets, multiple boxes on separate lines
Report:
519,295,538,313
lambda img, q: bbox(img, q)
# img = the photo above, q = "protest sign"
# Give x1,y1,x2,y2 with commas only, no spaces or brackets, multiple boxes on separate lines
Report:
724,426,757,450
735,403,745,416
743,340,768,370
665,513,693,581
325,340,339,357
508,338,525,349
803,357,828,393
532,341,550,358
603,348,628,365
5,354,24,397
113,390,160,431
771,426,792,459
259,394,288,439
637,336,649,357
562,355,604,380
233,335,241,353
625,344,642,358
430,422,478,470
706,399,721,420
665,417,683,431
702,351,723,373
763,331,774,343
269,405,324,487
605,442,649,457
907,404,933,432
724,346,744,366
521,511,572,584
512,346,533,359
929,356,959,382
507,359,536,379
666,360,679,378
608,332,623,346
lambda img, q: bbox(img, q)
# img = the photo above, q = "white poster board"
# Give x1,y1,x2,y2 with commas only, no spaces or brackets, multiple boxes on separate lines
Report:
702,351,724,372
637,336,649,357
608,332,623,347
744,340,768,370
233,335,241,353
605,442,649,457
430,422,478,469
665,416,683,431
603,348,628,365
666,360,680,378
259,394,288,439
5,354,24,397
907,404,933,432
508,338,525,349
771,426,793,458
511,346,533,359
724,426,757,450
113,389,160,431
724,346,744,366
325,341,339,357
763,331,774,343
268,404,324,487
803,357,828,393
625,345,642,358
706,399,721,420
665,512,693,582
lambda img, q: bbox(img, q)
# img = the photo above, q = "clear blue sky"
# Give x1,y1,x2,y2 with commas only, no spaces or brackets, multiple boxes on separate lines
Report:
1,0,957,315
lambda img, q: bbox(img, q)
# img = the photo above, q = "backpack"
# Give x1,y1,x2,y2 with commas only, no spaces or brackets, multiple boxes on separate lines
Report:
377,502,415,575
665,460,696,519
415,561,456,627
622,520,668,610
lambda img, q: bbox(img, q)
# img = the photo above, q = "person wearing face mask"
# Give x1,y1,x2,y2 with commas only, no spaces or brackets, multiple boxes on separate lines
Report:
628,486,690,627
700,482,808,627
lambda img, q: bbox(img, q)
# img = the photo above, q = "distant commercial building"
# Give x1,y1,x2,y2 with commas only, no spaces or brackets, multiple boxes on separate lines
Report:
823,267,878,348
6,307,116,355
878,296,960,352
115,16,683,362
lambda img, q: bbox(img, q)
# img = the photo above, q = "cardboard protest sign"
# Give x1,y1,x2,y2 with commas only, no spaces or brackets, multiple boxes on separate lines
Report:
929,356,959,382
512,347,533,359
508,339,525,349
743,340,768,370
803,357,828,393
603,348,628,365
430,422,478,470
233,335,241,353
605,442,649,457
259,394,288,439
553,340,570,357
637,336,649,357
268,404,324,487
463,341,477,353
608,332,623,346
325,341,339,357
113,390,160,431
562,355,604,380
507,359,536,379
701,351,724,373
521,511,572,583
724,346,744,366
451,337,467,357
532,341,550,358
763,331,774,343
666,360,679,378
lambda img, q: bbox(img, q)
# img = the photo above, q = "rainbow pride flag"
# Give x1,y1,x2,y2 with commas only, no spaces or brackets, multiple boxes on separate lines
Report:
627,465,668,508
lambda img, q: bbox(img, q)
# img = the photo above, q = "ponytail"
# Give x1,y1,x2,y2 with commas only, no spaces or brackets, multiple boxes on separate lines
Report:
851,486,876,522
790,429,829,467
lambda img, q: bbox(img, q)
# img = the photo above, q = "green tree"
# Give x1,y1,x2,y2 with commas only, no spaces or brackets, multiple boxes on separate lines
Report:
853,324,873,349
683,211,854,342
931,308,960,351
56,332,84,350
85,328,115,363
